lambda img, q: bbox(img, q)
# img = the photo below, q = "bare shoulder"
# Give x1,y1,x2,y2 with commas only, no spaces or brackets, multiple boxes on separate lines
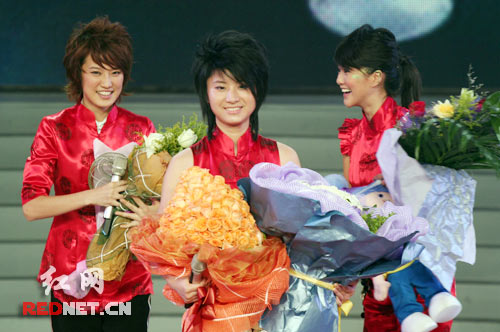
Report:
277,141,301,167
170,147,194,169
166,148,195,183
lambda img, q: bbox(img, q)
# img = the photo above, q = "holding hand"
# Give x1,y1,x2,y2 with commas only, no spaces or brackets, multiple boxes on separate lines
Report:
116,196,160,227
333,280,358,306
373,174,386,186
87,180,128,207
165,275,209,304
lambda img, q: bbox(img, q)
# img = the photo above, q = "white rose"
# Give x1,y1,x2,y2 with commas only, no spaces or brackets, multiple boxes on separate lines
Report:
177,129,198,148
143,132,164,158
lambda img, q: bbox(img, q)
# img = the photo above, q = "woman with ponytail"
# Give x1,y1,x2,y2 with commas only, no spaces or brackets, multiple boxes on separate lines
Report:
335,24,456,331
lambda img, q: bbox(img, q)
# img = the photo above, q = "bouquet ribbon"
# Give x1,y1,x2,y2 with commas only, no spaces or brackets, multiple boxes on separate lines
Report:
289,268,353,332
181,287,217,332
383,259,415,279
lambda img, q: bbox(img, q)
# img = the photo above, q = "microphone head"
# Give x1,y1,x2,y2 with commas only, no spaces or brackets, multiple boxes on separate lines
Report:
112,155,128,176
191,254,207,274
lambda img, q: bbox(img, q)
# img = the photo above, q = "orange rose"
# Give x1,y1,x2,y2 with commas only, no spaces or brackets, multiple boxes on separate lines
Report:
237,235,251,248
209,238,223,247
207,218,222,232
223,232,234,247
193,217,208,232
158,166,262,249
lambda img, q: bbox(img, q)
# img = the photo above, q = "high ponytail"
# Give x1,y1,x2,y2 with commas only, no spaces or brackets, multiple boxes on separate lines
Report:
335,24,422,107
399,54,422,107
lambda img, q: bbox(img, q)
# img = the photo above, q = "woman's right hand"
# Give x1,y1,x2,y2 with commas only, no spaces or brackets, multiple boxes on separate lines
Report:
85,180,128,207
165,275,208,304
373,174,386,186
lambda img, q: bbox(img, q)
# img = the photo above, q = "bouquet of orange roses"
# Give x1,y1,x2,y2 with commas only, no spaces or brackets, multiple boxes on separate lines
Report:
86,115,207,281
130,166,290,332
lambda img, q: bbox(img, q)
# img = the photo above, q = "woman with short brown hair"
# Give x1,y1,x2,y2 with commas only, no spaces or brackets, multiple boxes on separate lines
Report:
22,16,155,332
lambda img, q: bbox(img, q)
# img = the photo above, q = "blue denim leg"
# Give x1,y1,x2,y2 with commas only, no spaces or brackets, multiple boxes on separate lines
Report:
387,261,447,323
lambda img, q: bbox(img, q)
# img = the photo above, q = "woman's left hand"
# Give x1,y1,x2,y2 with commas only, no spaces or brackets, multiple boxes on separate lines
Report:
333,280,358,306
116,196,160,228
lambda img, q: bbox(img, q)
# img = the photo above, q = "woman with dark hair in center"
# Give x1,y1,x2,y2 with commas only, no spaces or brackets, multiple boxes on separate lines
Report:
158,30,355,330
159,30,301,302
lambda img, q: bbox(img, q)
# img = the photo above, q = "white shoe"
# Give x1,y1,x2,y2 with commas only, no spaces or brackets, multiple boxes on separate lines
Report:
428,292,462,323
401,312,438,332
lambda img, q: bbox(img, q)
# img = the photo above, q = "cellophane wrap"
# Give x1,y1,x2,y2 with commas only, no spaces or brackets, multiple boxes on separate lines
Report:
86,147,172,281
130,166,290,332
127,148,172,198
240,163,423,332
378,128,477,290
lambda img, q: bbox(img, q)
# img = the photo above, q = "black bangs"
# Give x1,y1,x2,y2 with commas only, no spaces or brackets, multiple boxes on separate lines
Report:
192,30,269,140
334,24,373,70
334,41,359,70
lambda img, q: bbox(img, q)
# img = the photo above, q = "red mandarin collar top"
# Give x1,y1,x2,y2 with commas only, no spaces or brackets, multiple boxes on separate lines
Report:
338,97,408,187
191,127,280,188
21,103,155,310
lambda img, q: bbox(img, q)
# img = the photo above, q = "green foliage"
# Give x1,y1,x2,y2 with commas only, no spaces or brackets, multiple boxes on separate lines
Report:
398,75,500,176
155,114,207,156
362,212,395,233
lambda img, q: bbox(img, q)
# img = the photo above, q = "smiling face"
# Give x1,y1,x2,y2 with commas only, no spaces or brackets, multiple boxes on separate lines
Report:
206,70,256,132
336,66,375,109
81,55,124,117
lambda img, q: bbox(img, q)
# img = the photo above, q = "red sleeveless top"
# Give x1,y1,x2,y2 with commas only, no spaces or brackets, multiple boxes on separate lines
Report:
191,127,280,188
338,97,408,187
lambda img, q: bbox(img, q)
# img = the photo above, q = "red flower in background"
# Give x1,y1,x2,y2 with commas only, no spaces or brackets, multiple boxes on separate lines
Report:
409,101,426,117
476,98,486,111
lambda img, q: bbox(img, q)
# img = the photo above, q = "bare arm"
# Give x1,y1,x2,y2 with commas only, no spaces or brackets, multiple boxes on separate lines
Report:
158,148,208,303
22,180,128,221
277,142,301,167
158,148,194,213
117,147,195,224
342,155,350,186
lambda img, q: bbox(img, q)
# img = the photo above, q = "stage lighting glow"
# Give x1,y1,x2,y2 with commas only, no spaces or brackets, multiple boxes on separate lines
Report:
308,0,454,42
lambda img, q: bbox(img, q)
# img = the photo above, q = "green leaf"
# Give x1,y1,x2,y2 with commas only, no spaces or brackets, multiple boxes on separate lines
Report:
492,116,500,143
483,91,500,114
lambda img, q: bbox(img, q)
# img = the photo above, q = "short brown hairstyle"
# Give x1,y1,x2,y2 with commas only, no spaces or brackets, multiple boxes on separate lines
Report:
63,16,133,102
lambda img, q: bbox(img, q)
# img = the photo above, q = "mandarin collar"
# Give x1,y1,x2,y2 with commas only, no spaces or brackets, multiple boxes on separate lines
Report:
76,103,119,130
211,126,254,157
362,97,398,133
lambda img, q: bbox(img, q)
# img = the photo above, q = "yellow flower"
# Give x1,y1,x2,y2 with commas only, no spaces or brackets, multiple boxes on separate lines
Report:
432,99,455,118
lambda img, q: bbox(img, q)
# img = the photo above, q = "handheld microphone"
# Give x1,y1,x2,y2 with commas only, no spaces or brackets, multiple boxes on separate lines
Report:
101,156,128,236
189,253,207,284
185,253,207,308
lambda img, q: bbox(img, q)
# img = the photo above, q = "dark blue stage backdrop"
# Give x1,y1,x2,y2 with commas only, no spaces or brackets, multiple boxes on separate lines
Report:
0,0,498,93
